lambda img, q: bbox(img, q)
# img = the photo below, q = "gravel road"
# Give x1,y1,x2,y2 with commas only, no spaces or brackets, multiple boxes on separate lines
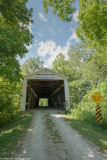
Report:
17,109,106,160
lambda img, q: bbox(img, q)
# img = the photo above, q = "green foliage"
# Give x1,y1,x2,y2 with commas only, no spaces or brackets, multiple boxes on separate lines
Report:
68,43,107,128
52,52,78,81
39,99,48,106
42,0,75,21
52,53,70,77
81,51,107,83
0,0,34,127
76,0,107,51
69,79,91,108
71,80,107,128
0,55,22,82
0,0,33,79
21,57,44,75
42,0,107,58
0,77,22,127
68,43,107,84
44,0,107,129
68,43,93,81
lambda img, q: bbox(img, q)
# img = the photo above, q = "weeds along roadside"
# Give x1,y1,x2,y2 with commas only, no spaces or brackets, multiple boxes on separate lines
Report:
0,111,33,158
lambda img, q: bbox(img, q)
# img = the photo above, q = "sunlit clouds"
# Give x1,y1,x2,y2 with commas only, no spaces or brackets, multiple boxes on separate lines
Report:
36,29,79,67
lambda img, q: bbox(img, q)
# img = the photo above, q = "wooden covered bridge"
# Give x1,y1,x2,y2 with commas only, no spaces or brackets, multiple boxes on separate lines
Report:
21,68,70,111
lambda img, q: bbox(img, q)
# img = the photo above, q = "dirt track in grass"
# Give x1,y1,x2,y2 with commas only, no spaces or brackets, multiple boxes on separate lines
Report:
16,109,106,160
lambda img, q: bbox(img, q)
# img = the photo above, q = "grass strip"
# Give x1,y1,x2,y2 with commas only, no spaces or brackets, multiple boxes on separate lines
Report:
44,112,62,143
64,114,107,155
0,112,33,158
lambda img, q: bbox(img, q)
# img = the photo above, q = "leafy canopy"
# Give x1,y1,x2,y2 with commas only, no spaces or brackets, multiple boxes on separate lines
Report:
52,53,70,77
21,57,44,75
0,0,34,126
42,0,75,21
0,0,33,80
76,0,107,50
43,0,107,52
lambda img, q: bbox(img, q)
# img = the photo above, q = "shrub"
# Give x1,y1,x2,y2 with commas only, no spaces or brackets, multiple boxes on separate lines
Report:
0,78,22,127
71,80,107,128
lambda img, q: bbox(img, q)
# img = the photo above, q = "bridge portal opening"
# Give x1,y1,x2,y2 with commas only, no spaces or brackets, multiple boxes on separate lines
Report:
39,98,48,107
25,79,65,110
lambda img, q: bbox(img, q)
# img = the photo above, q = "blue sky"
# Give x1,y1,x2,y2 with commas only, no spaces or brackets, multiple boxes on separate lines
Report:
19,0,80,68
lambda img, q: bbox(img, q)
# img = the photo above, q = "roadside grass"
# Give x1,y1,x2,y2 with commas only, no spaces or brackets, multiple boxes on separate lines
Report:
0,112,33,158
64,114,107,155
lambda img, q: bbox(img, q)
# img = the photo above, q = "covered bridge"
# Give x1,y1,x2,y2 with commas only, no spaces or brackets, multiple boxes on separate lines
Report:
21,68,70,111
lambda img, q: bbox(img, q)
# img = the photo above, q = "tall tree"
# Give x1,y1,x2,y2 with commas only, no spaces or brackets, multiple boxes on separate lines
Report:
81,52,107,84
21,57,44,75
0,0,33,80
68,43,107,84
68,43,91,80
52,53,69,76
68,43,90,68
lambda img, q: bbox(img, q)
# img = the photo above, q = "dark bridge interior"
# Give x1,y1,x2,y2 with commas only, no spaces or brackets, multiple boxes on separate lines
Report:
26,79,65,109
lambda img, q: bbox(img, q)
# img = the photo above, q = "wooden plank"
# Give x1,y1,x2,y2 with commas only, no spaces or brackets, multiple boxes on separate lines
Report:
48,82,64,98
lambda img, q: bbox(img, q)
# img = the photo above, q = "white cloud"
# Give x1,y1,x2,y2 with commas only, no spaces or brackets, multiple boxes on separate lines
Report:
38,12,48,22
37,40,56,57
73,11,79,22
36,30,79,67
37,40,69,67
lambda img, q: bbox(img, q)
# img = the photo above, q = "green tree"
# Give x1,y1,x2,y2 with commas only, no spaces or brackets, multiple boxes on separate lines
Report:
43,0,107,52
68,43,107,84
67,43,92,107
42,0,75,21
21,57,44,75
0,55,22,82
44,0,107,128
68,43,107,109
68,43,90,68
52,53,71,78
76,0,107,51
0,0,33,126
68,43,91,79
81,52,107,85
0,77,22,127
0,0,33,80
